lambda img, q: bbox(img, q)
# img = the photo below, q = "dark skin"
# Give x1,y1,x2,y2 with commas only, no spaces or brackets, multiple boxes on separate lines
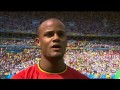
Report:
35,18,67,73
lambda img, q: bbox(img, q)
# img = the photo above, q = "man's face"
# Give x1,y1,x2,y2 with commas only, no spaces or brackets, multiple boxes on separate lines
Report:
36,20,67,60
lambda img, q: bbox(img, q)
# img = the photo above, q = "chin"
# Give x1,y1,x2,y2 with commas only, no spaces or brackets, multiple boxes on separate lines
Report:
51,53,63,59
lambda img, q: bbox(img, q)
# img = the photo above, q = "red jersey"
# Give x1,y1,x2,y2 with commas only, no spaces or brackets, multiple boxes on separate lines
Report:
11,64,89,79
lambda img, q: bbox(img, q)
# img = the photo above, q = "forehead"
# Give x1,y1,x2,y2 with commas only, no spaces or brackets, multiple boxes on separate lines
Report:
38,19,65,34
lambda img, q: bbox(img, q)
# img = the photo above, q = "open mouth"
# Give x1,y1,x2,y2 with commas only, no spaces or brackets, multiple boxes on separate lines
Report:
52,45,61,48
51,45,61,50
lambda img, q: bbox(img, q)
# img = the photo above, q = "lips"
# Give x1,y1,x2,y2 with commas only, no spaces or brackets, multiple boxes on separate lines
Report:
52,45,61,48
51,44,62,50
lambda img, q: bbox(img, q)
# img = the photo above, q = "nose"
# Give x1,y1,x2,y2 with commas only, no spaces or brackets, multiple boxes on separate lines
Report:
52,33,60,42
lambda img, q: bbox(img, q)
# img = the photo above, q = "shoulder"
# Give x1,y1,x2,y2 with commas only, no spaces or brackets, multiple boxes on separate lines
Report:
67,66,89,79
11,64,37,79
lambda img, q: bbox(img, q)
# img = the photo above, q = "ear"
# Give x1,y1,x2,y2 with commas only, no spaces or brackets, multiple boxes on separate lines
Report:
35,38,41,47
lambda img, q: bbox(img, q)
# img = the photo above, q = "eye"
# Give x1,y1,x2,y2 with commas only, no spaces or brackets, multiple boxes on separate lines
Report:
44,32,54,37
57,31,66,38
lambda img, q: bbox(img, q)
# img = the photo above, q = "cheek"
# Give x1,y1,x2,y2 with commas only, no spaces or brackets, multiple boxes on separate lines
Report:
40,40,50,49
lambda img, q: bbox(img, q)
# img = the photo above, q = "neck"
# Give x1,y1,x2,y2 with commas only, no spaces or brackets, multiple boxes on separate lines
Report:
39,56,66,73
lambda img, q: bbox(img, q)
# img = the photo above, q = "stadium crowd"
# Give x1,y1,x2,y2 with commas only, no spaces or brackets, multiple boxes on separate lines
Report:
0,11,120,79
0,39,120,79
0,11,120,35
